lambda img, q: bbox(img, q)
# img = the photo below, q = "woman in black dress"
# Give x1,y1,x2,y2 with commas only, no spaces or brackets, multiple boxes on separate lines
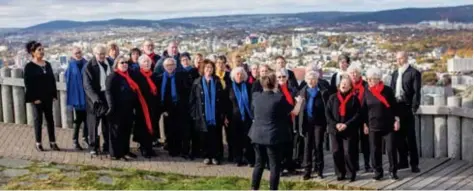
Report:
24,41,60,152
131,55,160,158
325,75,360,182
105,56,143,160
189,59,227,165
297,71,328,180
363,67,400,180
249,73,304,190
227,66,254,166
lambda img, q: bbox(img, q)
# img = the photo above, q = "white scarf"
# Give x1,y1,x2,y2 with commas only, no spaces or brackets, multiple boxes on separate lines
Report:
98,59,111,91
335,70,346,86
395,64,409,99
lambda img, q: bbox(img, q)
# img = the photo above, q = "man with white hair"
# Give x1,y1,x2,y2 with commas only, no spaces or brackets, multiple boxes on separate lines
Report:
390,51,421,173
142,39,161,70
365,67,400,180
83,44,112,156
347,64,371,172
154,41,183,74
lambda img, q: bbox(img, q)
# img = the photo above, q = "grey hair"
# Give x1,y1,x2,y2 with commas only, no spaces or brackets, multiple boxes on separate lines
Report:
347,64,362,74
366,67,383,79
112,55,127,70
230,67,248,82
163,58,177,66
305,70,320,80
143,39,154,46
276,68,288,77
93,44,106,55
138,55,152,64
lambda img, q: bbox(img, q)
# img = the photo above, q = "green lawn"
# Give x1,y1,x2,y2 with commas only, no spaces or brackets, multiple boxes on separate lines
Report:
2,162,363,190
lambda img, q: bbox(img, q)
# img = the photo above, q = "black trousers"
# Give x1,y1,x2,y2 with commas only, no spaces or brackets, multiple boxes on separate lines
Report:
109,120,132,158
396,104,419,167
303,125,326,173
292,134,305,167
330,133,358,177
163,112,183,156
199,126,221,159
190,122,201,157
73,109,88,142
370,131,398,176
359,125,370,169
251,144,282,190
231,119,254,164
33,99,55,143
133,109,154,152
87,113,109,152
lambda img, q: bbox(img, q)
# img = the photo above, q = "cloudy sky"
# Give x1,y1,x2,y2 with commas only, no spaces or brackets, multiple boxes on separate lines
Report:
0,0,471,28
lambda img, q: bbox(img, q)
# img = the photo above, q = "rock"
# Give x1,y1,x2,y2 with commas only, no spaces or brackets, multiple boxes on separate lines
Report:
36,174,49,180
55,164,79,171
97,176,113,185
0,158,32,169
39,168,60,173
144,175,166,183
1,169,29,177
92,170,130,176
64,172,81,179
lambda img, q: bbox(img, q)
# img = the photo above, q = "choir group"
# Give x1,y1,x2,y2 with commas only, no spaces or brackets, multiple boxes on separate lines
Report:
23,39,421,190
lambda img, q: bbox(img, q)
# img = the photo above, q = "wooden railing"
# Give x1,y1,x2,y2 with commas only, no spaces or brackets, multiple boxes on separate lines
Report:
0,67,472,162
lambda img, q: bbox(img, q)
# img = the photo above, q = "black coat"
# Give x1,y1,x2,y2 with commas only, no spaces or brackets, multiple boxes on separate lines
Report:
362,85,399,132
296,85,328,134
24,61,57,103
181,67,200,88
156,71,188,114
131,71,160,132
287,70,298,90
83,57,112,113
390,65,421,112
325,92,361,135
189,76,228,132
251,79,263,94
227,82,253,130
248,91,293,145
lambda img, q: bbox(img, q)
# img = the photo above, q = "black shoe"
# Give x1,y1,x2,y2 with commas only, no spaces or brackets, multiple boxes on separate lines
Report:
365,167,373,173
73,142,83,151
35,144,44,152
316,172,324,179
372,174,383,181
139,148,150,158
350,174,356,182
149,150,157,157
248,163,255,168
126,152,137,159
152,141,162,148
337,175,346,181
303,173,311,180
50,143,60,151
389,172,399,180
236,161,246,167
397,163,409,169
411,166,420,173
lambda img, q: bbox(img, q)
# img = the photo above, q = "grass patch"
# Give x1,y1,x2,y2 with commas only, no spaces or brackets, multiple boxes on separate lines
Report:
1,162,362,190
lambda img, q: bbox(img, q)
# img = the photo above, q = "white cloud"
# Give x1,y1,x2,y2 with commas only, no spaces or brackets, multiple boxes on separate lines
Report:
0,0,471,28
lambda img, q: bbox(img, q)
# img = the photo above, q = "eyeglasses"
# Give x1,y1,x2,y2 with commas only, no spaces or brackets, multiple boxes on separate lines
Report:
277,76,287,79
120,61,128,64
74,52,82,54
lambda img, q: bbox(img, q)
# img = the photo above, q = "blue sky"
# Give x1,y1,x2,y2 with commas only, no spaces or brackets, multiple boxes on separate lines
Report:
0,0,471,28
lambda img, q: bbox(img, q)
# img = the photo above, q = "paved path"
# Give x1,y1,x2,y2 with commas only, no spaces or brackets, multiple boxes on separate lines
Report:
0,123,471,190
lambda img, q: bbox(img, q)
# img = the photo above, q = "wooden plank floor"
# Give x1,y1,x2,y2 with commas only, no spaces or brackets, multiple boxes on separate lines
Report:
299,152,472,190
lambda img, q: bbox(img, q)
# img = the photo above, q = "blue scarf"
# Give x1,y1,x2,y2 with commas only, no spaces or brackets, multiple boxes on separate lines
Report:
306,87,319,118
161,72,178,104
202,77,216,126
65,58,87,110
129,62,139,72
183,66,193,72
232,82,253,121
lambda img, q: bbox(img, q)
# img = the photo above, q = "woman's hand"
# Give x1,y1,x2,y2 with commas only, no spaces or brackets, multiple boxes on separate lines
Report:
33,100,41,104
394,120,400,131
364,123,369,135
295,96,304,103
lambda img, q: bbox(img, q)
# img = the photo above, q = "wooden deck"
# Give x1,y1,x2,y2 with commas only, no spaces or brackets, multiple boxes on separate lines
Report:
302,153,473,190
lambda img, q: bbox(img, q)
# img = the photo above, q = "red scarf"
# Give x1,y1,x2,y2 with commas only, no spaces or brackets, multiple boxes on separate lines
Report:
337,91,353,117
352,78,365,105
248,75,256,84
369,82,390,108
140,69,157,96
147,52,157,63
280,84,294,105
116,70,153,135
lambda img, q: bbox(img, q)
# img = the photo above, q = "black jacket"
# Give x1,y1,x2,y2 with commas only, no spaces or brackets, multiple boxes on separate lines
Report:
362,85,399,132
251,79,263,94
325,91,361,135
24,61,57,103
105,72,136,122
287,70,298,90
227,81,253,127
248,91,293,145
189,76,228,132
390,65,421,112
83,57,112,113
296,85,328,134
131,70,160,131
156,71,188,113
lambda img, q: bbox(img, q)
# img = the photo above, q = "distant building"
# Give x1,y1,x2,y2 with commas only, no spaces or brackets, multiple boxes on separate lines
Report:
447,58,473,74
245,34,259,45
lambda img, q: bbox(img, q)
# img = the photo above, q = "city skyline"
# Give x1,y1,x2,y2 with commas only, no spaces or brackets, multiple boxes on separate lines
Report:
0,0,472,28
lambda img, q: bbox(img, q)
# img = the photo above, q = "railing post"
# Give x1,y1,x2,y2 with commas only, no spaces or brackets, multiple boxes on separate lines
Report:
447,96,461,159
52,72,61,128
11,68,26,124
1,67,13,123
59,72,73,129
461,97,473,162
420,95,434,158
433,95,447,158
